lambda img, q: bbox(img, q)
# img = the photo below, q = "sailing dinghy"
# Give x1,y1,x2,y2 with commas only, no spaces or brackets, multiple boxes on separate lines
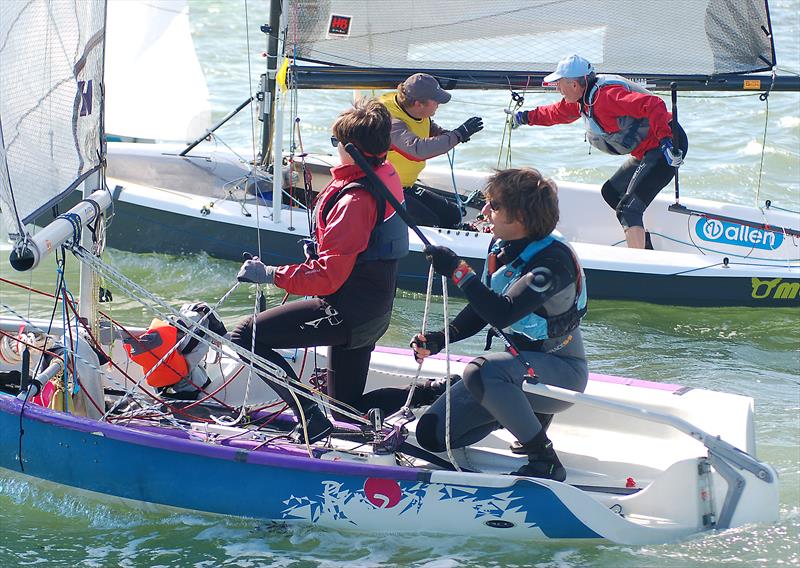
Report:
88,0,800,306
0,0,780,544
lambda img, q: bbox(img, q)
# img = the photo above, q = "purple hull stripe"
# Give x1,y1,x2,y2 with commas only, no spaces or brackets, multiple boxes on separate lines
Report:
0,396,422,481
374,346,684,392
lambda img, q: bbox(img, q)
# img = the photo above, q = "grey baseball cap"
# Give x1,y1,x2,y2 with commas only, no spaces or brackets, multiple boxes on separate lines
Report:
402,73,451,103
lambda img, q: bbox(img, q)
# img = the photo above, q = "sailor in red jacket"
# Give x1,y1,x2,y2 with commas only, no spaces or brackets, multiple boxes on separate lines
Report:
507,54,688,249
231,99,408,443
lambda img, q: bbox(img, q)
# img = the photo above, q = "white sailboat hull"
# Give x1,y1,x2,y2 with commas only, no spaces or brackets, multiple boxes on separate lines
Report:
94,143,800,306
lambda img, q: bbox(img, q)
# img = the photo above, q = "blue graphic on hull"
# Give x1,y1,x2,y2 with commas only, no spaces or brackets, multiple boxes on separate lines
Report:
695,218,783,250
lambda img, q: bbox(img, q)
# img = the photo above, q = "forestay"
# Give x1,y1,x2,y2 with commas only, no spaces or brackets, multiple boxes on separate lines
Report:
286,0,775,76
0,0,105,237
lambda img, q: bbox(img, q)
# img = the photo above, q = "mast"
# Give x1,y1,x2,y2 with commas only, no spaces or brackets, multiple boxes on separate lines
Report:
269,0,288,223
258,0,283,167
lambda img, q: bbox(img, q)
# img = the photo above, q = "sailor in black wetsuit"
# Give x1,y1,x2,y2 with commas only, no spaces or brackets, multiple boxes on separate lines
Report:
411,168,588,481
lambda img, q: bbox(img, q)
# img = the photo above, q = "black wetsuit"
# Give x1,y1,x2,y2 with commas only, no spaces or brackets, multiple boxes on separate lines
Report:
414,237,589,453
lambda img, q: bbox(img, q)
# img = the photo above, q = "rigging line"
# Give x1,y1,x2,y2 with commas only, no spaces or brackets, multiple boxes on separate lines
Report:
59,287,238,413
397,264,436,415
71,248,370,424
679,93,762,99
70,235,375,425
293,117,315,232
442,275,461,473
213,287,262,427
765,203,800,214
754,68,776,210
446,150,464,224
0,304,128,398
498,78,528,169
666,261,725,277
243,0,264,261
774,65,800,76
53,301,106,417
59,266,76,413
97,281,247,421
178,364,247,413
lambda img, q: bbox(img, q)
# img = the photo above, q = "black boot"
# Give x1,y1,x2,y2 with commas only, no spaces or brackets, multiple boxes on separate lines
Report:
291,405,333,444
512,430,566,482
510,413,553,454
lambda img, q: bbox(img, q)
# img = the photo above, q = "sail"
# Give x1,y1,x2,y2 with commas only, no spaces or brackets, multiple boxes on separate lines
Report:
286,0,776,77
105,0,211,142
0,0,106,236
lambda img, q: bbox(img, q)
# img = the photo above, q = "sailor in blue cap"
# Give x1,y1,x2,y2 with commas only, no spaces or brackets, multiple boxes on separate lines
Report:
507,54,688,249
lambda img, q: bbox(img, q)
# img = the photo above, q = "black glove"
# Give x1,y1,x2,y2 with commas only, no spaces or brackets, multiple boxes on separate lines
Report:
301,238,318,261
410,331,445,361
424,245,461,277
453,116,484,142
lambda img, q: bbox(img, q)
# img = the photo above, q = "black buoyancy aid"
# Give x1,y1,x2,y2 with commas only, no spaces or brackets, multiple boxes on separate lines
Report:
318,176,409,263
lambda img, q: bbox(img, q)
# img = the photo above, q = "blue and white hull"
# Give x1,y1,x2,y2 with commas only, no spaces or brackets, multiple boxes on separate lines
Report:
0,392,775,544
0,334,780,544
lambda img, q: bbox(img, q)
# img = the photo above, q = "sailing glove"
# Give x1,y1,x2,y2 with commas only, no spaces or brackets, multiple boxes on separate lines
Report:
410,331,445,361
237,257,276,284
424,245,461,277
301,238,318,261
660,138,684,167
505,109,529,129
454,116,484,142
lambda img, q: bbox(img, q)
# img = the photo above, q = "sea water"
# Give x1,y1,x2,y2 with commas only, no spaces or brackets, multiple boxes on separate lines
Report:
1,0,798,566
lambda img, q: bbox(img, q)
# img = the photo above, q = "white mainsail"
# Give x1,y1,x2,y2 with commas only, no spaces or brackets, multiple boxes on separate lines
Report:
0,0,106,236
104,0,211,142
287,0,775,76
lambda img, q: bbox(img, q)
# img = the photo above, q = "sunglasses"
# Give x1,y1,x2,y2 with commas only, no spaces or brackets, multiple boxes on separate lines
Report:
488,199,503,211
330,136,339,147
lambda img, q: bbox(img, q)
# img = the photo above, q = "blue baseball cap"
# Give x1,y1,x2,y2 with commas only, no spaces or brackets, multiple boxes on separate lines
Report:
543,54,593,83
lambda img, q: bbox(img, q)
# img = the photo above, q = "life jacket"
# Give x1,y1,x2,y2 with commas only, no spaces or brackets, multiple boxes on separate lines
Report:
582,75,654,155
485,234,587,342
123,303,227,390
315,175,409,263
379,92,430,187
123,320,188,387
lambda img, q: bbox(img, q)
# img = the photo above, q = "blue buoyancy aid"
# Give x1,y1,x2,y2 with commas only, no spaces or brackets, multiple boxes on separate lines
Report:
583,74,654,155
485,234,587,342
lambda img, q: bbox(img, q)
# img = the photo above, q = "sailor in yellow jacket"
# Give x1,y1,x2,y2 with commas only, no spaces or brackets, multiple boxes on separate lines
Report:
378,73,483,228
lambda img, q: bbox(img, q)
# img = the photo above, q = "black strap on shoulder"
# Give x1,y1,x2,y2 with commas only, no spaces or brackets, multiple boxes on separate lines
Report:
320,176,386,229
521,240,583,297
